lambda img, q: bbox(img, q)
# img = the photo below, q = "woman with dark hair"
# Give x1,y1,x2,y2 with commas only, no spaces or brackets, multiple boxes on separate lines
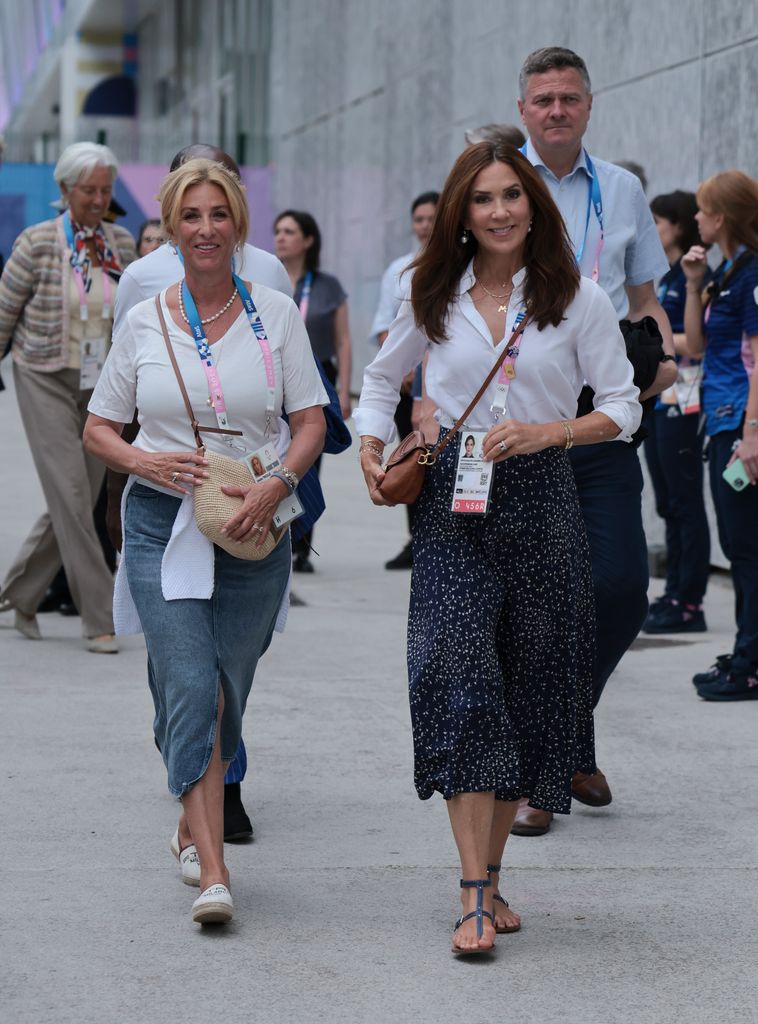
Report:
683,170,758,701
274,209,352,571
136,218,165,257
355,142,640,955
642,191,711,634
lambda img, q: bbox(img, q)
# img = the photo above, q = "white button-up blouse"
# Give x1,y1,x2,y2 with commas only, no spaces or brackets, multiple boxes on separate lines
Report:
353,263,641,444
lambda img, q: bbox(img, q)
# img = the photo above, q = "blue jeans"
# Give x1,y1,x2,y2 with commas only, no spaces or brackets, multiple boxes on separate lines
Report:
643,407,710,605
125,484,291,796
568,442,649,707
708,428,758,673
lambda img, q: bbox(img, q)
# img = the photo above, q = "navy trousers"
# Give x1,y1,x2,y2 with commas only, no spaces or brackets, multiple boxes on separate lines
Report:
708,428,758,674
568,442,650,707
643,407,710,605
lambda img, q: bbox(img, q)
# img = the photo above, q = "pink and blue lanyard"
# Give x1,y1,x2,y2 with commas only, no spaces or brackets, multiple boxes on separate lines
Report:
180,273,277,438
62,211,113,321
490,309,527,418
297,271,313,321
521,144,604,282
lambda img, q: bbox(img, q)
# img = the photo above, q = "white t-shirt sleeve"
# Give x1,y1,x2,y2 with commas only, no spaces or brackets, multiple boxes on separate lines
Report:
112,266,146,342
280,300,330,414
576,282,641,441
88,315,138,423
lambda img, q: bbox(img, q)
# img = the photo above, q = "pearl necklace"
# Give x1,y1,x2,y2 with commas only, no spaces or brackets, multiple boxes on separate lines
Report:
475,278,513,314
178,286,238,325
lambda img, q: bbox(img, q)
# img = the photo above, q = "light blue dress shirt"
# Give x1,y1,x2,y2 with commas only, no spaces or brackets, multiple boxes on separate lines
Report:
524,139,668,318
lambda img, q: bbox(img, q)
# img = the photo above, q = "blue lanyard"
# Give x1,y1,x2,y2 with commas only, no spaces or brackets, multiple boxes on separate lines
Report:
180,272,277,437
297,271,313,321
520,143,603,278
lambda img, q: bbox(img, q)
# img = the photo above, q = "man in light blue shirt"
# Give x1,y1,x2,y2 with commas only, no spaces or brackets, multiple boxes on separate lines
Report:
512,47,677,835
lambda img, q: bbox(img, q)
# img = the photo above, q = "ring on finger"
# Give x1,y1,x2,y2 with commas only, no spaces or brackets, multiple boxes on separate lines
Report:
499,440,508,452
171,471,180,483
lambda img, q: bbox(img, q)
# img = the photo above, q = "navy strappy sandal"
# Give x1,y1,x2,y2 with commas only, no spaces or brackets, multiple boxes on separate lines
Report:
487,863,521,934
451,878,495,955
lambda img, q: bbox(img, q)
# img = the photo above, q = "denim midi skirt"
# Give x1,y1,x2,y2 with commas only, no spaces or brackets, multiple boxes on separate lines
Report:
124,483,291,797
407,440,596,814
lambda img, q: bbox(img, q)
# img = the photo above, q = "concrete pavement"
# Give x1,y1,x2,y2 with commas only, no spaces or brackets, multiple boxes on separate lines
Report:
1,367,756,1024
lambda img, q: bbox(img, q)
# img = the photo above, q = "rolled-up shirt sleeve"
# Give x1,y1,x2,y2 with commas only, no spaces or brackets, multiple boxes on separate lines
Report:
577,283,642,442
354,299,428,442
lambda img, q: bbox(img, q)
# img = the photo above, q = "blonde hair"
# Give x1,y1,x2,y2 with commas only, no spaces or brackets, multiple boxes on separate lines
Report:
158,158,249,247
697,170,758,253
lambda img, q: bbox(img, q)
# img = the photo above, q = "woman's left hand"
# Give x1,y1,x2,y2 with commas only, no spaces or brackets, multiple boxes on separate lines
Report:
219,478,287,546
732,433,758,484
482,420,561,462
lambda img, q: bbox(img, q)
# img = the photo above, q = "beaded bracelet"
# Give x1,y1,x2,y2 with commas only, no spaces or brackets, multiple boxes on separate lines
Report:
561,420,574,450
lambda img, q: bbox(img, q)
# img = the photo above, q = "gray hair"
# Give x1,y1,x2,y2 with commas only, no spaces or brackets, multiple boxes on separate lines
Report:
54,141,119,191
464,123,526,148
519,47,592,99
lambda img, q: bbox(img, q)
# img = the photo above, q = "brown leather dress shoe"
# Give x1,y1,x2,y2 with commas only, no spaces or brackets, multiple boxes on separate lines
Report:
510,798,553,836
571,769,612,807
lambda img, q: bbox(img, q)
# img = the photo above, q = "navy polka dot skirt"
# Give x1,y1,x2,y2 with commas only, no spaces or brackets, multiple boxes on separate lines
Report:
408,438,596,814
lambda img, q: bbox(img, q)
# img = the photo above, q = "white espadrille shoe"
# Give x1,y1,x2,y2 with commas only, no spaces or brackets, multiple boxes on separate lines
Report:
192,884,233,924
170,829,201,886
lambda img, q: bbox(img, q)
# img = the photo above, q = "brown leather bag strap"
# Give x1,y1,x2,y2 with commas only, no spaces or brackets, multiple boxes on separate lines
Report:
154,294,243,448
429,318,529,458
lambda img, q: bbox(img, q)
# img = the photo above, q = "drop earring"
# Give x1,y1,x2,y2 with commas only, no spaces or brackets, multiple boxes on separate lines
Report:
460,228,470,244
527,220,533,233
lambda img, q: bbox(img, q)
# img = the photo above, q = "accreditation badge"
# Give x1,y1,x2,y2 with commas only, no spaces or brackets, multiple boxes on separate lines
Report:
244,443,304,528
451,429,493,515
79,336,107,389
674,364,701,415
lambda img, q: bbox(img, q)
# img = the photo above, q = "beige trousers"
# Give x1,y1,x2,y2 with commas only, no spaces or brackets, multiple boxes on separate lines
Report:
1,363,114,636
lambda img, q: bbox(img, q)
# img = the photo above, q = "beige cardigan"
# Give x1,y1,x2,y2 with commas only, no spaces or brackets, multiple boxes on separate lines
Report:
0,217,136,372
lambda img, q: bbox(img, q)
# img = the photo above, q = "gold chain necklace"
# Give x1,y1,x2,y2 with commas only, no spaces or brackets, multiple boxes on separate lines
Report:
475,278,513,314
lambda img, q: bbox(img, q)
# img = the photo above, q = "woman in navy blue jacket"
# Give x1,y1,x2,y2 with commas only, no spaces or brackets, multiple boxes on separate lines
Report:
643,191,710,634
682,170,758,701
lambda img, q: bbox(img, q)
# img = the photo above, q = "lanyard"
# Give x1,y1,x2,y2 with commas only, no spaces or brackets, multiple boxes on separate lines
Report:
63,211,113,322
490,309,527,417
180,273,277,437
297,271,313,321
521,144,603,282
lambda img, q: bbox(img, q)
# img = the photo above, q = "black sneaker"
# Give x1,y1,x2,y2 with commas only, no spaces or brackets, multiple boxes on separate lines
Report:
643,603,706,634
692,653,732,688
385,541,413,570
292,554,314,574
224,782,254,841
697,668,758,702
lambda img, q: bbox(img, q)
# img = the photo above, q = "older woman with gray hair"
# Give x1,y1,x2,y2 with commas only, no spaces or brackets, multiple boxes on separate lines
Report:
0,141,136,651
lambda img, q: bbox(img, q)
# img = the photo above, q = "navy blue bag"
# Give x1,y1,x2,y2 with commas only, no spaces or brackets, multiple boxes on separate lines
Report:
289,356,351,542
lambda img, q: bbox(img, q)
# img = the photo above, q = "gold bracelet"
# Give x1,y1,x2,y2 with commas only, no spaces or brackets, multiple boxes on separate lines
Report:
561,420,574,450
359,442,384,459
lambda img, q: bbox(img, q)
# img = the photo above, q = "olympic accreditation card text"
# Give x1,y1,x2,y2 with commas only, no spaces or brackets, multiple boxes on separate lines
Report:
243,443,304,528
451,429,493,514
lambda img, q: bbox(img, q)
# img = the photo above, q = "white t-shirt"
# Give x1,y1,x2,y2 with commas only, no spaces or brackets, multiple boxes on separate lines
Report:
90,284,328,461
354,263,641,444
112,242,291,339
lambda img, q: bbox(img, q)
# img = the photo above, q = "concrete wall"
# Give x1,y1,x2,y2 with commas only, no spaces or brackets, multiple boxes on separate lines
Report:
269,0,757,565
269,0,758,377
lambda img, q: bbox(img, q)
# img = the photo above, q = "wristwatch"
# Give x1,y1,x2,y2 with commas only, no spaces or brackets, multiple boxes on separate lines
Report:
280,465,300,490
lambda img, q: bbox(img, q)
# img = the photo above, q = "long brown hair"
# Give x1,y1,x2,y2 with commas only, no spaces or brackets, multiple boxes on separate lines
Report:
409,142,579,341
696,170,758,254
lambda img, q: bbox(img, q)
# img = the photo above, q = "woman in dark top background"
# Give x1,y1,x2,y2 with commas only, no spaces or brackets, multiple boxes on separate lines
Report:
642,190,710,634
274,209,353,572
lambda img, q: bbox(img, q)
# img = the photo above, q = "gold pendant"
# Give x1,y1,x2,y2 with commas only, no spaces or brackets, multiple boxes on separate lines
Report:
207,397,213,406
498,303,508,313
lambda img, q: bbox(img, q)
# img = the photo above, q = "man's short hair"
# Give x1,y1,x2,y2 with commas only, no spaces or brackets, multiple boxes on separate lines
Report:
519,47,592,98
464,123,526,148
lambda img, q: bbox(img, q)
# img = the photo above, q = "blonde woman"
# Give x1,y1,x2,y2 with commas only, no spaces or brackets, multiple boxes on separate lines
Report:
84,159,327,925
